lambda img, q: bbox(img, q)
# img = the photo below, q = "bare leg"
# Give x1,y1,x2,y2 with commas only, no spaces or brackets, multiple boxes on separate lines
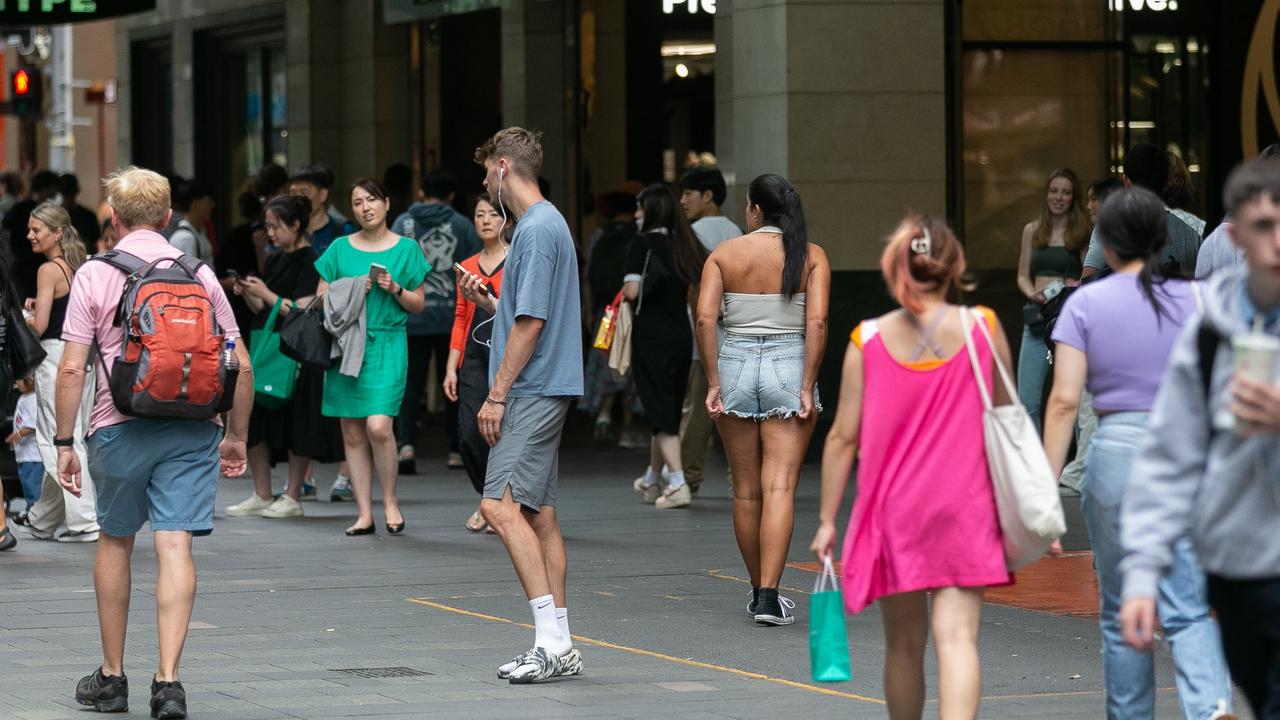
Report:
246,444,274,501
339,419,374,530
757,416,817,587
95,533,136,677
932,586,984,720
154,531,195,682
654,432,682,473
284,454,309,500
481,487,552,599
880,591,929,720
717,416,763,585
524,505,567,607
366,415,401,526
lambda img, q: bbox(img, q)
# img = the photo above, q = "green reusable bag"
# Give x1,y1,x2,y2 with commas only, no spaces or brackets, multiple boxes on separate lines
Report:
249,298,298,410
809,555,852,683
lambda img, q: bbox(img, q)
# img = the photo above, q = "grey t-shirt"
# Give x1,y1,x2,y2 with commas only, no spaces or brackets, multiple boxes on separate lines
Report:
691,215,742,252
1194,219,1244,280
489,201,584,397
1083,209,1202,276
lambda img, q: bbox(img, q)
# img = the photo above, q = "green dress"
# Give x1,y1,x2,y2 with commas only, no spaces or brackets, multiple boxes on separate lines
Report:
315,236,431,418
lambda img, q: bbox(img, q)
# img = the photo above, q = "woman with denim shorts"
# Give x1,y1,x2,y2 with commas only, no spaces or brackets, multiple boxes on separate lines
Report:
1043,187,1233,719
695,174,830,625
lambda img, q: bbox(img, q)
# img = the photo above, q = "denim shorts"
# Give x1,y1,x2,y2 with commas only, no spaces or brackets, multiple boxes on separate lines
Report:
87,419,223,537
717,333,821,420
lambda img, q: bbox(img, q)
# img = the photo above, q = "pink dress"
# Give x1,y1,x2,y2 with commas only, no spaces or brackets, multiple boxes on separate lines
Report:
840,309,1011,614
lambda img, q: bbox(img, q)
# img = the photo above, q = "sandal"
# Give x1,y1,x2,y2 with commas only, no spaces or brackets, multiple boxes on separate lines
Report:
465,510,488,533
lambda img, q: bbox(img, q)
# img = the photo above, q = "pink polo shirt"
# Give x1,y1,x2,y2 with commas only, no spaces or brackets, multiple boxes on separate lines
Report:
61,229,241,432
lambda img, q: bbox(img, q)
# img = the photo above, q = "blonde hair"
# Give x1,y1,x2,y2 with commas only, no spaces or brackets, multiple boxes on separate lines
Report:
474,127,544,181
30,201,87,271
104,166,170,230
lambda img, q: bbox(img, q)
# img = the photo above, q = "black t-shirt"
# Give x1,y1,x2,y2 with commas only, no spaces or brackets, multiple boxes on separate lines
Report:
624,231,689,333
68,204,100,255
587,221,635,312
252,246,320,332
4,200,40,299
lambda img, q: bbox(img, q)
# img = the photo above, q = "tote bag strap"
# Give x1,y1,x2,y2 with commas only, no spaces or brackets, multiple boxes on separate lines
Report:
970,308,1019,402
250,297,285,367
812,555,840,593
961,308,994,411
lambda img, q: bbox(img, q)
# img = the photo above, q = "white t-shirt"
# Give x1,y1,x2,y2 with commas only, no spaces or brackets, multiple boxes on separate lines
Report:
13,392,39,463
692,216,742,252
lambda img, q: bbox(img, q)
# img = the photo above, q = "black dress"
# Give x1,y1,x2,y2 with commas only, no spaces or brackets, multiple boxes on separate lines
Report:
624,231,692,435
456,259,503,494
247,246,344,463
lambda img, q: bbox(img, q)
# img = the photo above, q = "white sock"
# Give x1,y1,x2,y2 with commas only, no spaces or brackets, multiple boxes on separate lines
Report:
529,595,568,654
665,470,686,490
640,466,661,488
555,607,570,643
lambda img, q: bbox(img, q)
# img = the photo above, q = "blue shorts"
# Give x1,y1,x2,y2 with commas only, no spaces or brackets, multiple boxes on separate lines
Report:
87,419,223,537
717,333,822,420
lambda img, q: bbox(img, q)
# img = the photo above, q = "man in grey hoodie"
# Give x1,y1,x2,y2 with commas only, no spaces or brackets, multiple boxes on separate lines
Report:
391,169,481,470
1121,159,1280,718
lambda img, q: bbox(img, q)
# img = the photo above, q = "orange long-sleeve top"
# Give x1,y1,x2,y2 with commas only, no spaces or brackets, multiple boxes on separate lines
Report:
449,252,505,367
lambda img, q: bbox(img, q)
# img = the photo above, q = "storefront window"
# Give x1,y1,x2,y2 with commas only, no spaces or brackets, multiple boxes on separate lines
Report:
964,0,1112,42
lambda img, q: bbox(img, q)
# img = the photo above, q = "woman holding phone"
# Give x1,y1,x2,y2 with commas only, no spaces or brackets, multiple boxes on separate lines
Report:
444,197,507,532
315,178,430,536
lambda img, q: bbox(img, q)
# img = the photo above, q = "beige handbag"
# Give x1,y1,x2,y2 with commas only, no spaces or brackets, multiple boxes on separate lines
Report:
961,308,1066,571
608,299,633,380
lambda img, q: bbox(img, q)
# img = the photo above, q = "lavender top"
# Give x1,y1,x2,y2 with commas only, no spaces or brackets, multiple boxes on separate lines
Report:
1052,273,1199,413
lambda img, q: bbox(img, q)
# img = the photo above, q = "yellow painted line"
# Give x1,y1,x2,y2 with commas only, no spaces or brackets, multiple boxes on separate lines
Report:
706,568,811,596
407,597,884,705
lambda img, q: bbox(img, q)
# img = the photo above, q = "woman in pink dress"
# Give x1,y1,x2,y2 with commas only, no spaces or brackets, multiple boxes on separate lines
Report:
809,214,1013,718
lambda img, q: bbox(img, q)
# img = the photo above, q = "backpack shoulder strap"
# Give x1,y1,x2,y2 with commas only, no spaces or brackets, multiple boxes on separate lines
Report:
1196,318,1221,407
91,249,148,276
170,253,206,278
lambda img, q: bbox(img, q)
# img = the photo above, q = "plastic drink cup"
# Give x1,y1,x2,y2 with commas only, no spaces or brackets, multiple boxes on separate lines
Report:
1232,331,1280,432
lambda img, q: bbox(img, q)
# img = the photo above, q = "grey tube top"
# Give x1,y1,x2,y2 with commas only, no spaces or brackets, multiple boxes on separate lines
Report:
723,292,806,335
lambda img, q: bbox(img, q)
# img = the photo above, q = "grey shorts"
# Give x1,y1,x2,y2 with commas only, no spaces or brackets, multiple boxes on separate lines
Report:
483,396,571,512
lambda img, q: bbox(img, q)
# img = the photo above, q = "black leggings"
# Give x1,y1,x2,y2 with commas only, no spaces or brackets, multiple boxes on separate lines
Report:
455,358,490,494
1207,574,1280,718
396,334,459,452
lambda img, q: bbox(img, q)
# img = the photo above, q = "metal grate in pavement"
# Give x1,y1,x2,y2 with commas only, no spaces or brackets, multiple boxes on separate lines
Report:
330,666,433,678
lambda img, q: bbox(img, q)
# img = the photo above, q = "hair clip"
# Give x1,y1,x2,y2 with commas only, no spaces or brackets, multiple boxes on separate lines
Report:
910,226,932,255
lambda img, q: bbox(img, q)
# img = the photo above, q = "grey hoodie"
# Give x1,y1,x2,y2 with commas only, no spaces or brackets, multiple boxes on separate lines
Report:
323,277,368,378
1121,264,1280,599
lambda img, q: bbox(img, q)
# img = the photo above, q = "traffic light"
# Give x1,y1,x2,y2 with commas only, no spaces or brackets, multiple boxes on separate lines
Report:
10,68,42,118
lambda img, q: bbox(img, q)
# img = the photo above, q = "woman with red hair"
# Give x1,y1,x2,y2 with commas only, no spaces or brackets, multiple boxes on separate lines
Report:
810,215,1014,718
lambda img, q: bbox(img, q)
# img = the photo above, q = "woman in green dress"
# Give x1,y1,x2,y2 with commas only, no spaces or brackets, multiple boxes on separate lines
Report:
316,178,430,536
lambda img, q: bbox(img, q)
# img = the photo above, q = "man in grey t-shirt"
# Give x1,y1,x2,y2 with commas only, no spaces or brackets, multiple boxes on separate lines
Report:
462,128,585,685
1082,144,1201,278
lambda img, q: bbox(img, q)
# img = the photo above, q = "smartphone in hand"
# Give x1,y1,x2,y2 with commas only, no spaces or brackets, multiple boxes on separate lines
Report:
454,262,490,296
369,262,388,282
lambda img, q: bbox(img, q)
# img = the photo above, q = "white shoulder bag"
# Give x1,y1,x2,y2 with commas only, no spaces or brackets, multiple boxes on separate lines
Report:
961,308,1066,571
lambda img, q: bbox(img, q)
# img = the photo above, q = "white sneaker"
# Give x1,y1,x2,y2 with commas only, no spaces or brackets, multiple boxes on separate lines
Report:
261,495,304,519
329,475,353,502
655,484,692,509
632,475,661,504
225,494,273,517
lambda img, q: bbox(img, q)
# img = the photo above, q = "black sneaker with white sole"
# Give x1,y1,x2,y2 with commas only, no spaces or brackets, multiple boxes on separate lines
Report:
507,647,584,684
75,667,129,713
746,587,760,617
753,587,796,626
149,678,186,719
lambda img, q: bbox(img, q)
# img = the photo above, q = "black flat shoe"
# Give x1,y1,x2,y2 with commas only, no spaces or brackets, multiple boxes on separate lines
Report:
344,524,376,536
386,521,405,535
0,527,16,551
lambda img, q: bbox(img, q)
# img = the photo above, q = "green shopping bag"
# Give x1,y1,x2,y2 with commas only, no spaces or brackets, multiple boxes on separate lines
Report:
249,298,299,410
809,555,852,682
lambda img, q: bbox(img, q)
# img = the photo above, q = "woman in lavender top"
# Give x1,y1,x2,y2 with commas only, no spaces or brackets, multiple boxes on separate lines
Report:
1042,187,1232,719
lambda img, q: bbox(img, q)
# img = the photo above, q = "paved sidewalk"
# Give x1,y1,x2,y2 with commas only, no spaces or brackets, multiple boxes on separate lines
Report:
0,438,1248,719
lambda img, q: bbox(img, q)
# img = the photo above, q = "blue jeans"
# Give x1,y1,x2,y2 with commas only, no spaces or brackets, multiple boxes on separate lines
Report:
1017,325,1049,431
17,461,42,508
1082,413,1233,719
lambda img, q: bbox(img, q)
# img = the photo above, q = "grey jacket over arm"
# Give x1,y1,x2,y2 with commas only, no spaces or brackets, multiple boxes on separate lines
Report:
323,277,368,378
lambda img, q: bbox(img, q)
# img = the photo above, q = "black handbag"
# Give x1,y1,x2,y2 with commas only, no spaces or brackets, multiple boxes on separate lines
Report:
6,305,46,379
279,298,336,369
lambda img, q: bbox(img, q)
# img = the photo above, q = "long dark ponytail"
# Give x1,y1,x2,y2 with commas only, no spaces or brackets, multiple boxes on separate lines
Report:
748,174,809,297
637,183,707,286
1095,186,1176,325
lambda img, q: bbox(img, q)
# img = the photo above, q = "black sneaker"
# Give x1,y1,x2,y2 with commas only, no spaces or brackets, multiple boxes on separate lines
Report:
0,526,16,551
75,667,128,713
150,678,187,719
753,587,796,626
746,587,760,617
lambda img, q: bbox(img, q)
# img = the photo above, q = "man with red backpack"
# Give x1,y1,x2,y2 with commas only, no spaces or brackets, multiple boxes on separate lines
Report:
52,166,253,719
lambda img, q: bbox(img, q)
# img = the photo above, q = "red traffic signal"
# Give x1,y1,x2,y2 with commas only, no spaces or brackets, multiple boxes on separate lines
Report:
11,69,29,96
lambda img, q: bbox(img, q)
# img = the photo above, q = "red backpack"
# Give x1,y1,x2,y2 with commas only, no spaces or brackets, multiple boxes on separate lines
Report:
93,250,237,420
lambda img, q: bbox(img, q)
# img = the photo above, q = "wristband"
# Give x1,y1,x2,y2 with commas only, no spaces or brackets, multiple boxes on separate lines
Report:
485,397,506,406
53,436,74,448
394,285,404,297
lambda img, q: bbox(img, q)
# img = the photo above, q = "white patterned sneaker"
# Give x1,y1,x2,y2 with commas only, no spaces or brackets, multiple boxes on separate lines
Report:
508,647,583,684
655,484,692,509
632,475,661,504
261,495,304,519
225,494,273,518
